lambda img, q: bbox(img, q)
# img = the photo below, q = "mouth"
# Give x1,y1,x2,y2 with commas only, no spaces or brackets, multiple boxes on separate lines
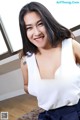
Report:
34,36,44,41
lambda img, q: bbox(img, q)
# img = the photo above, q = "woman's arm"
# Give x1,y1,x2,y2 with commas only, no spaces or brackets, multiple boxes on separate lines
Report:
20,57,29,93
72,39,80,64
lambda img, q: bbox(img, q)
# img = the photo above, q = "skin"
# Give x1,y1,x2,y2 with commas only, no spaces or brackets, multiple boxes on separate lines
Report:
21,11,80,93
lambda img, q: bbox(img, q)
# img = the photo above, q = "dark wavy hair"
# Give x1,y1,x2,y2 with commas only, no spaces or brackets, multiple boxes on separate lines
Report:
19,2,74,57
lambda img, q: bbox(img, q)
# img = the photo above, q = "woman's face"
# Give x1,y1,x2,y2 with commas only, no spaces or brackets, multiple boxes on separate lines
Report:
24,11,51,49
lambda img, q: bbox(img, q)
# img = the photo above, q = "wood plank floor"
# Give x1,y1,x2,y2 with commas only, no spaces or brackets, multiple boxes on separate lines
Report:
0,94,38,120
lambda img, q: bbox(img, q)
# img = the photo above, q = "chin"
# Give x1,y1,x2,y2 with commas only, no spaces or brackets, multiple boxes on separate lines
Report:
37,44,46,49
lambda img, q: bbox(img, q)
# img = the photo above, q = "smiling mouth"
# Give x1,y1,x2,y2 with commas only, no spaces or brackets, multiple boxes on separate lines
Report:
34,36,44,41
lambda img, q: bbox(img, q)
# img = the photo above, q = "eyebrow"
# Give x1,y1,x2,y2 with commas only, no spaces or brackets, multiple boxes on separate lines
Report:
25,19,42,27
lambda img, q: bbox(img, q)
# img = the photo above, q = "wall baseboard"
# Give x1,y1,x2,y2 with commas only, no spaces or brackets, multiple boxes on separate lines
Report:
0,89,25,101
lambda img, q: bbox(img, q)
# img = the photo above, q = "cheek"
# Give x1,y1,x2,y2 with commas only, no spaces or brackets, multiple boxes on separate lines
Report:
26,31,32,40
26,31,34,44
41,27,47,35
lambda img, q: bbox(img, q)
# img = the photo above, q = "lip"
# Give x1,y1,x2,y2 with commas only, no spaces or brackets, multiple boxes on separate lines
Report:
34,36,44,40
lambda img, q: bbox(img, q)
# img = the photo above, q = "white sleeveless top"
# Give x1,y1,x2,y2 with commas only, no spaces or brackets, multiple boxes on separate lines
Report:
26,38,80,110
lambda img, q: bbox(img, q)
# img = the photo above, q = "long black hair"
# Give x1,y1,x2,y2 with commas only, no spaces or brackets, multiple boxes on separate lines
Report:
19,2,73,57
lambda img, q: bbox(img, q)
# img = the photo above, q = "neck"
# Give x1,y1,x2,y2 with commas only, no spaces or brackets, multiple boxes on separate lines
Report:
37,43,61,55
38,46,53,55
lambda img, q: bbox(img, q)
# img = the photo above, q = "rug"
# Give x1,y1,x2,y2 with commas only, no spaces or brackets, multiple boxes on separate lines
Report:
17,108,44,120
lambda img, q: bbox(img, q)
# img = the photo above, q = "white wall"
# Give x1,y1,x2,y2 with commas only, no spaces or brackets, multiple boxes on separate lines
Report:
0,69,25,101
0,53,25,101
73,29,80,37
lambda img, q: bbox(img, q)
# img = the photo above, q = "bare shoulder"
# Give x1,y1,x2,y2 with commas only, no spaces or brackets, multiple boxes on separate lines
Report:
72,39,80,63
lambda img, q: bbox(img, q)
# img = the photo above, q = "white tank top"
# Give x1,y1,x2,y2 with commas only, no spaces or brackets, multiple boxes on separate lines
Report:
26,38,80,110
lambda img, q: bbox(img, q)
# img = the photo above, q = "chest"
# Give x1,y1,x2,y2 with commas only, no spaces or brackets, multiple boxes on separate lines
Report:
35,49,61,79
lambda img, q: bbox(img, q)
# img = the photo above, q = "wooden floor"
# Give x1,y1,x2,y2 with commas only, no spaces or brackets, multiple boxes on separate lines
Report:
0,94,38,120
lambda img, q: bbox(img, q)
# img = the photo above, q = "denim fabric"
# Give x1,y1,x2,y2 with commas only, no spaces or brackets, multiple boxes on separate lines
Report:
38,100,80,120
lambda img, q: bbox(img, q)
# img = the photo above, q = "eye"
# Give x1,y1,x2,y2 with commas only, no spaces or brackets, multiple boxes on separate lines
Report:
38,22,43,26
26,27,32,31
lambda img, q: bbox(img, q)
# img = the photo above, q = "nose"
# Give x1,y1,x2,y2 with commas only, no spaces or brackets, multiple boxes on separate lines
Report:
33,26,41,36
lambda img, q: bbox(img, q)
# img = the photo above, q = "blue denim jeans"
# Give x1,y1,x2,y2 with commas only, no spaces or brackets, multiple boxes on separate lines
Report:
38,100,80,120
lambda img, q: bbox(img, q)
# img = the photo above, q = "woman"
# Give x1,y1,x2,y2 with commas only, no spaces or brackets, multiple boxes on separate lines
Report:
19,2,80,120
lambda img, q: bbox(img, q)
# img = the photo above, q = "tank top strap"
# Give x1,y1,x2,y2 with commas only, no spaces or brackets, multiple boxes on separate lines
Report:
61,38,75,67
25,53,39,96
25,53,39,80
